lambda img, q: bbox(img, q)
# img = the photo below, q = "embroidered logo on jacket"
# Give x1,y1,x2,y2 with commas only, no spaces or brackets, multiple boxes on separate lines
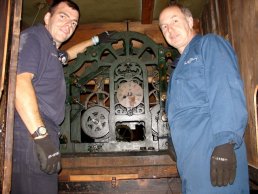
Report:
184,57,198,65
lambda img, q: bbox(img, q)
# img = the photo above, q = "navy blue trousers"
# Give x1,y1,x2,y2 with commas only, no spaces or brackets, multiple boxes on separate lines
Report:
11,115,60,194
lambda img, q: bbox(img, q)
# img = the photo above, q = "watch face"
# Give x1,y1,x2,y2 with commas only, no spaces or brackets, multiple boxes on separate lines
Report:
38,127,47,135
116,81,143,108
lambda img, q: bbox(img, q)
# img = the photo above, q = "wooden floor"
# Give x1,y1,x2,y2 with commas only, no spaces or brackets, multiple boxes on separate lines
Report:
59,178,258,194
58,177,182,194
57,152,258,193
58,151,180,193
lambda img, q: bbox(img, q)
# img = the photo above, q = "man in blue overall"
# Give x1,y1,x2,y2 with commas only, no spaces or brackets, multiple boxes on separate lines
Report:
12,1,117,193
159,2,249,194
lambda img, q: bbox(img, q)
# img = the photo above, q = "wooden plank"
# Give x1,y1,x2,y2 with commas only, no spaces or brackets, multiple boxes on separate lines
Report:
0,0,11,100
69,174,139,182
141,0,155,24
58,178,182,194
2,0,22,193
209,0,218,34
226,0,234,45
61,152,175,168
249,164,258,184
200,4,211,34
0,0,11,191
59,152,178,182
217,0,229,37
235,0,258,168
59,165,178,182
255,86,258,153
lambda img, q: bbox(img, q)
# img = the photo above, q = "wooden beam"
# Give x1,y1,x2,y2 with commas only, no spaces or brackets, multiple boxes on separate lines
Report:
59,178,182,193
69,174,139,182
2,0,22,192
59,152,178,182
249,164,258,185
0,0,10,100
45,0,53,5
141,0,155,24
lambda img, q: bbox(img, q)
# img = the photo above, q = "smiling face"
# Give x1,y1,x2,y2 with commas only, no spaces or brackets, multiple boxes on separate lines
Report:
159,6,195,54
44,2,79,48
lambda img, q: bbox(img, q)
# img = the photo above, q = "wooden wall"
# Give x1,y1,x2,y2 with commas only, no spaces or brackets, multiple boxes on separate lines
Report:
61,21,164,50
0,0,9,190
0,0,11,192
61,20,200,50
200,0,258,169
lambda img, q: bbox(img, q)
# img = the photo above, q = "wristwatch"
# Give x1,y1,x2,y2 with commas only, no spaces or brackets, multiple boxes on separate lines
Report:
32,126,47,138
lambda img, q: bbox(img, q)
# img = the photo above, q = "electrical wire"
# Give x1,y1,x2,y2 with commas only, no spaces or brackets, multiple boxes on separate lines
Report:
31,2,46,26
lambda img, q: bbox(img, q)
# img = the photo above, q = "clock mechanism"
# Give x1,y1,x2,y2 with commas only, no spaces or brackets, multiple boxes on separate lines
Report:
60,31,175,153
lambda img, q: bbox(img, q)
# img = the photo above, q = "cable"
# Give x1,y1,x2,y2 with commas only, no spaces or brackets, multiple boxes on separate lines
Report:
31,2,46,26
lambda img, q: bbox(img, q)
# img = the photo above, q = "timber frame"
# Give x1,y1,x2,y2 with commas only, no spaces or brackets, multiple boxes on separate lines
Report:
0,0,22,193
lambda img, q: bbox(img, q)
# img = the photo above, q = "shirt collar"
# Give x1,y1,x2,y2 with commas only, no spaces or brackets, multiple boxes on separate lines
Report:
36,23,56,47
181,34,202,55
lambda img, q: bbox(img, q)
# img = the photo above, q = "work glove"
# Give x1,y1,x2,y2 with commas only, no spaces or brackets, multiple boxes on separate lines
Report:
58,50,68,65
210,143,236,187
34,135,61,174
91,31,118,45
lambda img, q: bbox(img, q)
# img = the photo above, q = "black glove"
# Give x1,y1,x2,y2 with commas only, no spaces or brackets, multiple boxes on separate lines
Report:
34,135,61,174
58,50,68,65
97,31,118,44
210,143,236,186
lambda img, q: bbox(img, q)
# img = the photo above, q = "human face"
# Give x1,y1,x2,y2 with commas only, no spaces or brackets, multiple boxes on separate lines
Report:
159,6,194,54
44,2,79,48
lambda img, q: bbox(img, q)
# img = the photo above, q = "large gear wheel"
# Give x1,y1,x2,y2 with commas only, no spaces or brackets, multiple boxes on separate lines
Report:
81,106,109,139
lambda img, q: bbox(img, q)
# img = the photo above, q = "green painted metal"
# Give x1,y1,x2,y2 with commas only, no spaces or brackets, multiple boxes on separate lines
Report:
60,31,178,153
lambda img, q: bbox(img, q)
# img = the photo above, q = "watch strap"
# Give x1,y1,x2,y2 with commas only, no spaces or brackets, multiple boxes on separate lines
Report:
31,126,46,138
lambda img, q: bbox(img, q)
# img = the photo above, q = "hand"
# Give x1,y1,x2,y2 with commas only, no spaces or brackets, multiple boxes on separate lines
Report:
210,143,236,186
97,31,118,44
34,135,61,174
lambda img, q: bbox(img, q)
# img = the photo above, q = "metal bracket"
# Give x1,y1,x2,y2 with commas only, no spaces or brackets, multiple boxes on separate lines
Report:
111,177,117,188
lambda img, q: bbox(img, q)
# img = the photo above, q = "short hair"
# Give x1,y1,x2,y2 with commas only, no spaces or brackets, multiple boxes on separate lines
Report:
169,1,192,18
48,0,80,16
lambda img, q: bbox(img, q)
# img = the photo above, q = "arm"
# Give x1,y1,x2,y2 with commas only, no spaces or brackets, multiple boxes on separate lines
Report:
66,39,94,60
64,31,119,62
15,33,45,135
203,34,247,148
15,72,61,174
203,35,247,186
15,72,45,135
